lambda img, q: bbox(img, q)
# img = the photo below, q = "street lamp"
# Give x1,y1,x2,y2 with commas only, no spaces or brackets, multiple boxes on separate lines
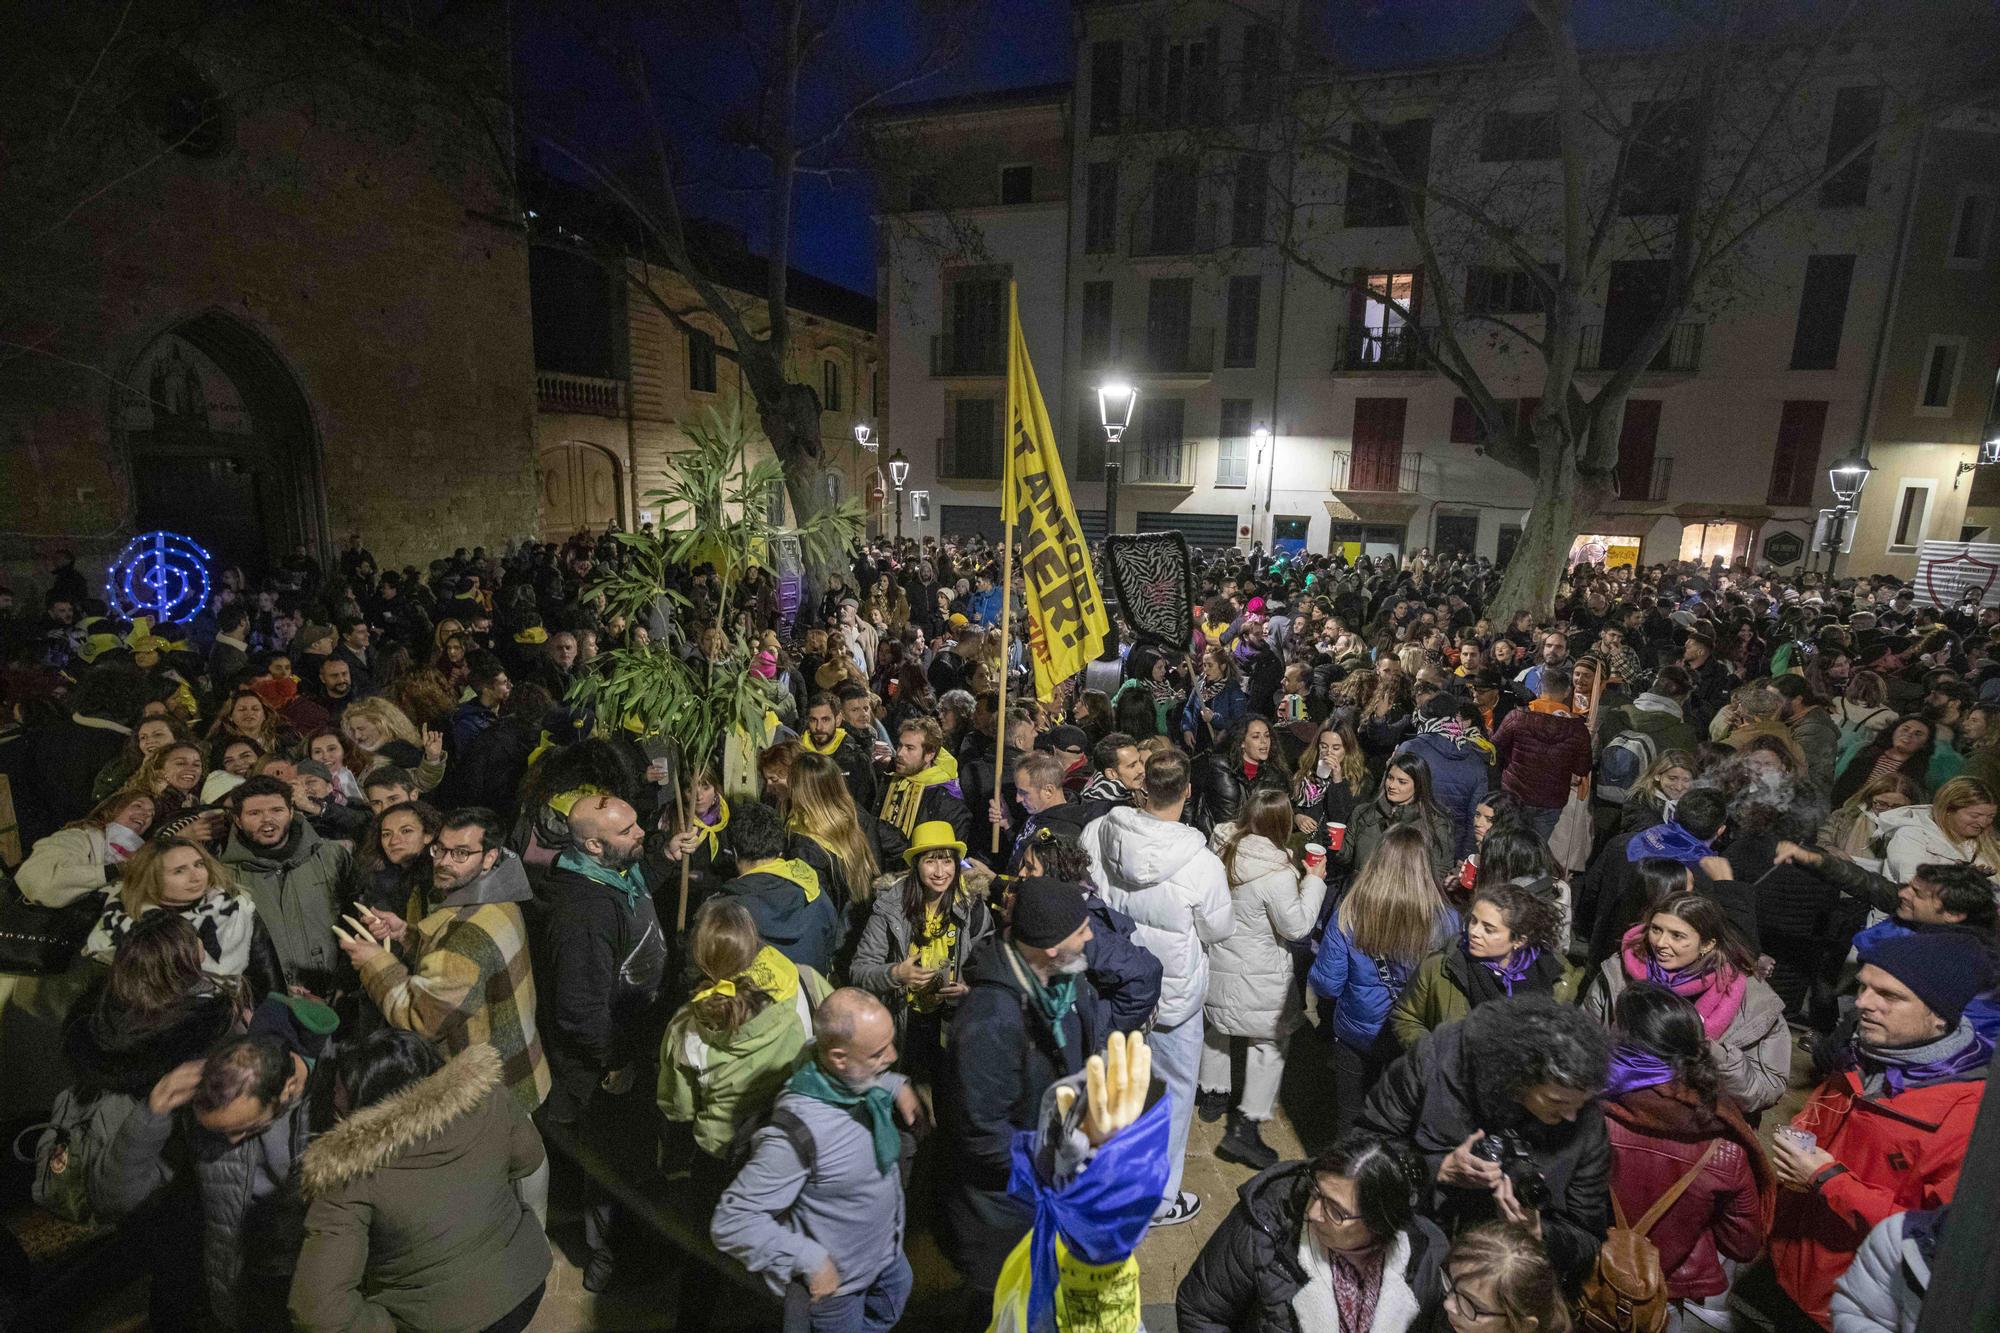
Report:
1252,422,1273,549
888,447,909,542
1097,381,1137,537
854,422,876,452
1822,453,1874,581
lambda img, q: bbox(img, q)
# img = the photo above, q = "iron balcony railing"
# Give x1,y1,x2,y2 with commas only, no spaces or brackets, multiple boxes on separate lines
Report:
1579,321,1704,373
929,331,1006,377
1333,325,1433,372
1330,450,1423,492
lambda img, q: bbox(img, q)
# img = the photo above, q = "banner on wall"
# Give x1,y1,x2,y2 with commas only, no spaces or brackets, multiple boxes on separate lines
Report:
1916,539,2000,608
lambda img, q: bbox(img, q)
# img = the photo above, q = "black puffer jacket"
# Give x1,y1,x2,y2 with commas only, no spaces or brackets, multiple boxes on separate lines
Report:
63,973,240,1101
1190,751,1289,836
1356,1004,1611,1287
1177,1161,1448,1333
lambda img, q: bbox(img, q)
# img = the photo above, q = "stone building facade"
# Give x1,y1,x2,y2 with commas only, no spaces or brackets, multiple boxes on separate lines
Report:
0,6,538,601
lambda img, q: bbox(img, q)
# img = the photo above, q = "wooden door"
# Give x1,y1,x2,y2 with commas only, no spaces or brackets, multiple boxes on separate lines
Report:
539,443,621,540
1350,397,1408,490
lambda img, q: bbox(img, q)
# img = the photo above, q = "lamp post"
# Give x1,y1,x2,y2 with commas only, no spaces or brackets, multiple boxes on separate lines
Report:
1823,453,1874,582
1097,381,1137,537
888,446,909,543
1252,421,1272,549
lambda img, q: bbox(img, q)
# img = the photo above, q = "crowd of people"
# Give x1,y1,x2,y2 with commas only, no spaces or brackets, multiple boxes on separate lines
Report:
0,529,1995,1333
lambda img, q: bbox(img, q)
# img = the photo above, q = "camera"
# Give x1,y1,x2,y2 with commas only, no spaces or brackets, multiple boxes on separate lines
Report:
1471,1131,1552,1211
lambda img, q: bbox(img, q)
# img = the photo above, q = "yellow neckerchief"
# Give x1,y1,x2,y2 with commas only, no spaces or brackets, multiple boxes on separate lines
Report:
525,729,555,770
908,899,961,1014
880,748,959,837
744,856,822,903
691,798,730,858
799,728,843,756
690,945,801,1006
514,626,548,645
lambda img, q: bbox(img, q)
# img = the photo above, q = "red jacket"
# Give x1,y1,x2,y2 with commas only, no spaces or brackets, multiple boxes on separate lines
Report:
1491,706,1590,810
1770,1063,1987,1326
1603,1085,1774,1300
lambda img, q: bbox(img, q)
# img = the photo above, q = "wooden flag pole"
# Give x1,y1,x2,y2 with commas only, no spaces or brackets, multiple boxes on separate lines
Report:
992,283,1021,856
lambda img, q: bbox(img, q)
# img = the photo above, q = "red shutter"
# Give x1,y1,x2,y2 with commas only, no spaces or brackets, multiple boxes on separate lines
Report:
1450,396,1479,444
1767,400,1829,506
1352,397,1408,490
1616,399,1662,500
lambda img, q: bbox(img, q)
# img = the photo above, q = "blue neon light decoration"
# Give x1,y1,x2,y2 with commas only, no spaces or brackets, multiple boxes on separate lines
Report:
106,530,212,625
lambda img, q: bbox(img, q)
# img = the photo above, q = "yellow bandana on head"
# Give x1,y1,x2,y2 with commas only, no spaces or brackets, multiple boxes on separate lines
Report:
691,945,801,1006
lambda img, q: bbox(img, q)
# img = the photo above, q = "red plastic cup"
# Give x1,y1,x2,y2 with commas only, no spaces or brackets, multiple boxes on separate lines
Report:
1326,822,1346,853
1303,843,1327,875
1459,854,1479,890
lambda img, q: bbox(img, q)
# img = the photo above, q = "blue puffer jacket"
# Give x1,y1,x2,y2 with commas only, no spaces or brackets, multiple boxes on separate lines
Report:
1393,731,1491,859
1307,905,1459,1051
1181,682,1247,749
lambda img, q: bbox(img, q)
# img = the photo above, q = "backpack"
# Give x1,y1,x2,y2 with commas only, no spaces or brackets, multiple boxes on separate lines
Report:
1575,1140,1718,1333
14,1085,115,1227
1596,727,1659,806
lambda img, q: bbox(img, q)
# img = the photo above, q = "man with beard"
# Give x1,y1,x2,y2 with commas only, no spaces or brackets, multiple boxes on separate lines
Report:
878,716,971,846
712,989,924,1328
537,793,669,1291
799,691,877,813
219,775,348,997
942,878,1107,1324
337,807,549,1114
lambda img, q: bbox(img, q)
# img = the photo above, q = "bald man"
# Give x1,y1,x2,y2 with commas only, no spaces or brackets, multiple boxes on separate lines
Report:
539,793,670,1291
713,989,921,1328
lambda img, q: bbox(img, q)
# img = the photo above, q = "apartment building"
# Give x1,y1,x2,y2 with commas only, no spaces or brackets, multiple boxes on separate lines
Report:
872,1,2000,576
530,226,881,540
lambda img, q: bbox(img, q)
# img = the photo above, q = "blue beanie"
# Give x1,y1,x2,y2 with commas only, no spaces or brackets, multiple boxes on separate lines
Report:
1859,932,1998,1027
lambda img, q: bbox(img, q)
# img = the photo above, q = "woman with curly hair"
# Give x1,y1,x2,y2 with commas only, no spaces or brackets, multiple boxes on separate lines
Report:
91,713,190,803
340,696,448,791
207,685,292,756
1390,877,1578,1049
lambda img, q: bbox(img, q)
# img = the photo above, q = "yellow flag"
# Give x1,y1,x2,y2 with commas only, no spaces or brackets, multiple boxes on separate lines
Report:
1005,282,1110,699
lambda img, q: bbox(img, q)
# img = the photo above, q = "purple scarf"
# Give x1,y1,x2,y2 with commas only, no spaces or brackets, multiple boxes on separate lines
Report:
1478,944,1541,996
1626,819,1714,866
1846,1030,1996,1096
1604,1043,1677,1097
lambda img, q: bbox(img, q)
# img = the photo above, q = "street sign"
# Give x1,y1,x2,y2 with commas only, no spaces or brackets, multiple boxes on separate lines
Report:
1811,509,1856,554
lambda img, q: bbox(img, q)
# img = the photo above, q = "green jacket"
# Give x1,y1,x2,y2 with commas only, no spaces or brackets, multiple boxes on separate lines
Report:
219,818,350,996
1389,943,1580,1051
657,964,832,1158
291,1045,549,1333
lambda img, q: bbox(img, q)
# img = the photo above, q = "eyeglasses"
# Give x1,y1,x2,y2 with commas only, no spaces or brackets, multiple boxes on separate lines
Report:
1304,1182,1362,1227
430,843,486,863
1440,1270,1501,1323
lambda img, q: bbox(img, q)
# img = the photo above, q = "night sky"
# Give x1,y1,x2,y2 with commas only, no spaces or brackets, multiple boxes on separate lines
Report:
515,0,1732,297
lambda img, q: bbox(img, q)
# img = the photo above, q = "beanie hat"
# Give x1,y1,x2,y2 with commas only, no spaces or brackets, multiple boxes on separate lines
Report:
294,759,333,782
298,623,335,652
1010,876,1088,949
1859,932,1998,1027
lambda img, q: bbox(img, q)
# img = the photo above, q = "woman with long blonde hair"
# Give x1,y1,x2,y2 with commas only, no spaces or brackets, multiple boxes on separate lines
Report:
85,836,283,996
787,752,880,915
340,696,447,790
1309,824,1459,1127
18,787,156,908
1877,775,2000,894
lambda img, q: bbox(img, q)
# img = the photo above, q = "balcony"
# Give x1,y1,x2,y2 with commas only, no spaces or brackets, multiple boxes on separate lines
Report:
1135,325,1217,376
1119,440,1193,486
536,371,625,416
1333,326,1433,372
1129,207,1219,258
929,332,1005,378
934,435,1001,484
1579,321,1704,374
1330,450,1423,492
1619,454,1675,503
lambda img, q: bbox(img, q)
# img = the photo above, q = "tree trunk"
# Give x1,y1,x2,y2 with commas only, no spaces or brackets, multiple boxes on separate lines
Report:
1485,433,1601,625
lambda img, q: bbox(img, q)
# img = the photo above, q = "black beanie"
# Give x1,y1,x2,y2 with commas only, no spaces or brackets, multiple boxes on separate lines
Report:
1859,932,1998,1028
1010,876,1088,949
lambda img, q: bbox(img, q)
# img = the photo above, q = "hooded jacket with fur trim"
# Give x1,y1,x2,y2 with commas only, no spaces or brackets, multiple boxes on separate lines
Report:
290,1044,550,1333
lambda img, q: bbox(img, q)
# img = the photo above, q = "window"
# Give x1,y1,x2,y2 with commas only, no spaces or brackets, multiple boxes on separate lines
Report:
1145,277,1193,370
907,173,938,211
1344,270,1420,365
1348,397,1408,490
766,488,787,524
999,165,1033,205
1223,275,1261,367
1619,100,1697,216
1766,400,1828,506
1085,162,1119,254
1080,281,1115,368
1148,157,1199,254
870,366,879,416
1615,400,1663,500
686,328,717,393
1232,154,1268,246
1089,40,1123,135
1948,191,1994,267
1600,258,1670,369
1217,398,1253,486
1821,85,1882,208
821,359,842,412
1239,24,1276,120
947,274,1007,374
1891,481,1933,551
950,397,1001,479
1918,337,1965,415
1143,31,1219,129
1789,255,1855,371
1479,110,1558,162
1449,396,1538,445
1464,266,1541,316
1345,119,1432,227
1136,397,1186,483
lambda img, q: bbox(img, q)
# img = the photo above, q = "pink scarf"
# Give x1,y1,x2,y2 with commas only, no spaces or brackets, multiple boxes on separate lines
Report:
1620,924,1746,1039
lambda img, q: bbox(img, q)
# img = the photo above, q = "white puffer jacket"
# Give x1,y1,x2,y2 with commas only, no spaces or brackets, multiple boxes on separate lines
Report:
1202,828,1325,1040
1082,806,1233,1027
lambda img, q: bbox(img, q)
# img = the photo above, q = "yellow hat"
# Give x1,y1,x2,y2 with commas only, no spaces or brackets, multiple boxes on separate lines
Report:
903,820,967,867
